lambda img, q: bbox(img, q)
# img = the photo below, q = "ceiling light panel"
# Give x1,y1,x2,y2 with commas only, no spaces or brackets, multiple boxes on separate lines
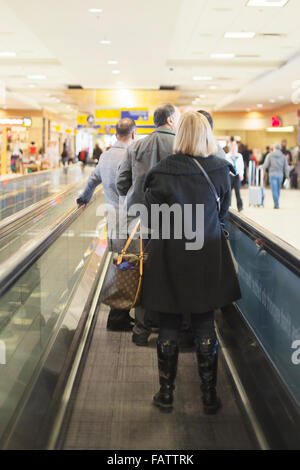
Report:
193,76,212,81
247,0,289,6
224,32,256,39
210,53,235,59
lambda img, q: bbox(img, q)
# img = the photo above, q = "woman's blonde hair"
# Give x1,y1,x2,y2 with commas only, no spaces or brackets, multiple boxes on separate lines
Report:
173,111,217,157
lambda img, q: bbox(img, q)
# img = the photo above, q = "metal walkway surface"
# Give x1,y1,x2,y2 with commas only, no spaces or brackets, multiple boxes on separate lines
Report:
62,305,258,451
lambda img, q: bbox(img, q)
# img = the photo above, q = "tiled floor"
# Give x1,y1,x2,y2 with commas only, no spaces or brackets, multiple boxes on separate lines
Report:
232,188,300,250
63,305,257,450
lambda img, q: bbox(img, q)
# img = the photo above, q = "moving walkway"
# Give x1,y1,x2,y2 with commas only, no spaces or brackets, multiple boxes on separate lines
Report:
0,196,299,450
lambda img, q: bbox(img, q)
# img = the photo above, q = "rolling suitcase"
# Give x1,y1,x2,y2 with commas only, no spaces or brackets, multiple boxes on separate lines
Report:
248,161,264,207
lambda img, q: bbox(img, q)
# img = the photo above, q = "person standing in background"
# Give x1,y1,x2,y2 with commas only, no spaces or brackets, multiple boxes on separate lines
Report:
76,118,137,331
197,110,226,160
93,143,103,163
262,143,290,209
226,141,244,212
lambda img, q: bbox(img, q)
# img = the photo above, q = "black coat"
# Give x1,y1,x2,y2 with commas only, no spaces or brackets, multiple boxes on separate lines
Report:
141,153,241,314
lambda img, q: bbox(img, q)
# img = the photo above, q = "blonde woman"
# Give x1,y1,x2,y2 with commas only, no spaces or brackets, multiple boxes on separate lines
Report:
142,111,241,414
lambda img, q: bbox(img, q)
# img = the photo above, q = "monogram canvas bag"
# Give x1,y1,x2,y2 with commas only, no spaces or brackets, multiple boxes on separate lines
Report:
101,220,146,310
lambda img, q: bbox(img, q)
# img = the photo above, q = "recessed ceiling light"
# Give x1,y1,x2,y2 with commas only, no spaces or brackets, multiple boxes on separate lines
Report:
257,104,263,108
224,32,256,39
108,60,118,65
210,53,235,59
269,98,276,103
88,8,103,13
247,0,289,6
27,74,46,80
246,108,251,112
100,40,111,45
0,51,16,57
193,76,212,81
112,70,120,74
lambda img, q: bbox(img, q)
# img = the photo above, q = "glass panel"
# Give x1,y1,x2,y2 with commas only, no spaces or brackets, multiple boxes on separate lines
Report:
0,190,105,441
0,165,90,221
226,219,300,406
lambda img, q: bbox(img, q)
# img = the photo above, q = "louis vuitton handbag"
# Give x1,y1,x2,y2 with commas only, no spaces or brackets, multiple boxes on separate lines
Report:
101,220,146,310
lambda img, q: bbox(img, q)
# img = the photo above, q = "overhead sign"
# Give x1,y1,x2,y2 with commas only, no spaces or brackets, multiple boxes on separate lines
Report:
87,114,95,125
271,116,282,128
0,117,31,127
121,109,149,121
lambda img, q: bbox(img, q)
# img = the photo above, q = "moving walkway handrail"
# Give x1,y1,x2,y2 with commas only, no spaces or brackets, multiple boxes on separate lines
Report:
228,208,300,277
0,180,84,241
0,184,103,298
0,205,84,298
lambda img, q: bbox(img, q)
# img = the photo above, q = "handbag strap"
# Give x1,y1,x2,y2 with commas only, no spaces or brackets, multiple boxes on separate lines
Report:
117,220,144,275
192,158,221,214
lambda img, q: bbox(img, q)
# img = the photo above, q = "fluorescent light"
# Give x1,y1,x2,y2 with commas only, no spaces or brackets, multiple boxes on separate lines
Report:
224,32,256,39
193,76,212,81
88,8,103,13
112,70,120,74
247,0,289,6
108,60,118,65
0,51,16,57
100,40,111,45
266,126,294,132
28,74,46,80
210,53,235,59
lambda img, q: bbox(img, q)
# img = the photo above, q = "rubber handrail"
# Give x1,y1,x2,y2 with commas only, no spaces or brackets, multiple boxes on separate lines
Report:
228,208,300,277
0,186,103,298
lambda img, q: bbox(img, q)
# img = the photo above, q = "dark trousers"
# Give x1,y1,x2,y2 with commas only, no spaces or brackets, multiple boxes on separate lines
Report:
158,311,216,345
230,174,243,211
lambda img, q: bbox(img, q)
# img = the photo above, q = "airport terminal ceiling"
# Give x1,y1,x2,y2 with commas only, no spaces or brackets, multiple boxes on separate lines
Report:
1,0,300,115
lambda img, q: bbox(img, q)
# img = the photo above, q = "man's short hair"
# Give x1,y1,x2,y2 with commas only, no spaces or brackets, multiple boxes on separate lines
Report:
116,118,136,137
153,103,176,128
197,110,213,129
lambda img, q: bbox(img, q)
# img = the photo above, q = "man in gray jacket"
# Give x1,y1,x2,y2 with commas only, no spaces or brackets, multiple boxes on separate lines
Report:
77,118,136,331
116,103,180,346
262,143,290,209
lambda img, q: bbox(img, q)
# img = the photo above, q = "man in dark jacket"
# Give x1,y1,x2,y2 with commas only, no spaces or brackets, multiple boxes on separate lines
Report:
116,103,180,346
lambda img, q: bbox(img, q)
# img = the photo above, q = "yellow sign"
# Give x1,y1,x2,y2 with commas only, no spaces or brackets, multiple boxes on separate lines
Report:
1,127,7,175
77,115,88,125
55,125,61,132
95,109,121,121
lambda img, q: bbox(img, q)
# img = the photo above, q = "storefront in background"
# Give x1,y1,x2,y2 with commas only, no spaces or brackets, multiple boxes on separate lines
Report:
0,117,32,175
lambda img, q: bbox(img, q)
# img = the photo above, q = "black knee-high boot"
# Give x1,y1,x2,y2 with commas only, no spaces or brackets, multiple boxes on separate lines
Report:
195,337,222,415
153,340,179,411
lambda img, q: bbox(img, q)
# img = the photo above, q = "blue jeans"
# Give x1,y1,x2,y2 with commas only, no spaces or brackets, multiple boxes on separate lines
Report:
270,176,283,208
